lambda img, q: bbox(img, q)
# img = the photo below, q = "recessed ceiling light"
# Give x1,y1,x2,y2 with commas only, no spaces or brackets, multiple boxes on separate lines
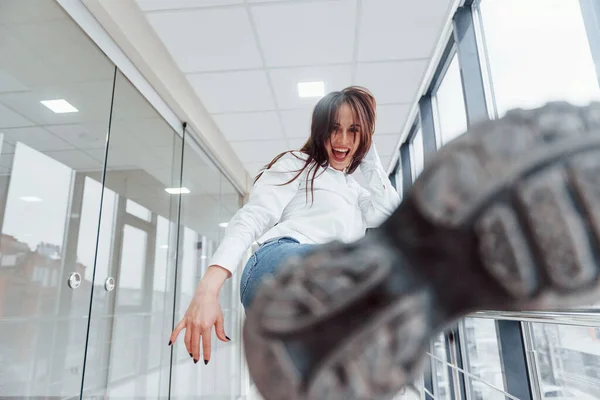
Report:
21,196,42,202
165,187,190,194
219,222,229,228
41,99,79,114
298,81,325,98
160,245,169,249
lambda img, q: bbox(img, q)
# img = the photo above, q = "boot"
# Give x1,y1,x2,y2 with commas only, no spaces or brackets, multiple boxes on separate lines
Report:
243,102,600,400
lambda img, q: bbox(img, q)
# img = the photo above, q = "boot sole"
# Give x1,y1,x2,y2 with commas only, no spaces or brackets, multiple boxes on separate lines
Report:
243,102,600,400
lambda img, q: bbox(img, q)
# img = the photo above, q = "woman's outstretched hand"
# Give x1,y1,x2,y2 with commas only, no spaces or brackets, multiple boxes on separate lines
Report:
169,265,231,364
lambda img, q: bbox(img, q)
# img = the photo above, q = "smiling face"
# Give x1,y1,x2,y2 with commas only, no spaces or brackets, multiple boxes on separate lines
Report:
325,103,361,171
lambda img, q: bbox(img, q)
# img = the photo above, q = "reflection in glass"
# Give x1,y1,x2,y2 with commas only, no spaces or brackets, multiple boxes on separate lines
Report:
0,1,115,396
409,128,424,182
529,322,600,400
463,318,506,400
434,53,468,145
479,0,600,117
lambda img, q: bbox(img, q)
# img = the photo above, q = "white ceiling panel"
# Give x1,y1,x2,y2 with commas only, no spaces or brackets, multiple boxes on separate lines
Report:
0,69,29,93
2,126,74,152
358,0,450,61
146,7,262,73
269,65,353,109
230,139,287,163
0,0,67,25
251,0,357,67
213,111,283,142
280,108,312,139
187,70,275,113
373,134,401,157
355,60,428,104
137,0,243,11
375,104,411,134
0,103,34,128
288,136,309,150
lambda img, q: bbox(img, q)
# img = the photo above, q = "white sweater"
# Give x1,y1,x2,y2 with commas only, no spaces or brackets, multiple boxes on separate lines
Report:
210,144,401,274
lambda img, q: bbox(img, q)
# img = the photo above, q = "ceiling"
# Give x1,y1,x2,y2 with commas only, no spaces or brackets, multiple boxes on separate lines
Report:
134,0,456,178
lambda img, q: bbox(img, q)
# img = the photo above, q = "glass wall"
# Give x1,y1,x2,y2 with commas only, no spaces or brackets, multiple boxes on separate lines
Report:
0,1,243,398
478,0,600,118
389,0,600,398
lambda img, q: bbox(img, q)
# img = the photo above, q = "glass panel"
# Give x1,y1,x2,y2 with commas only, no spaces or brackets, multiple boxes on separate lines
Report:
463,318,506,400
431,333,452,400
409,127,424,182
126,199,152,222
434,52,468,146
466,375,513,400
81,70,183,399
0,1,115,397
479,0,600,118
171,135,243,398
116,224,148,307
529,322,600,399
395,165,403,198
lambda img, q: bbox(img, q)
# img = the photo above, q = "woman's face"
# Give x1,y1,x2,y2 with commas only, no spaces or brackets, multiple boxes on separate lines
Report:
325,103,361,171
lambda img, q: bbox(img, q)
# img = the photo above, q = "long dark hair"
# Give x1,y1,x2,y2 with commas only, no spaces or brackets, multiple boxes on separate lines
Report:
254,86,376,202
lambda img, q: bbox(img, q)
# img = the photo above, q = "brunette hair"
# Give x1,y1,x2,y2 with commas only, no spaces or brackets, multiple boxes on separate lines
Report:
254,86,376,201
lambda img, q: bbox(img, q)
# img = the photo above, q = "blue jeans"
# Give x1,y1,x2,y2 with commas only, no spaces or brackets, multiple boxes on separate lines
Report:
240,237,316,310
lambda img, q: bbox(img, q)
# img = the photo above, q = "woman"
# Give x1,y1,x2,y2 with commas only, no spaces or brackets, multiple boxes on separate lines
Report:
168,86,400,364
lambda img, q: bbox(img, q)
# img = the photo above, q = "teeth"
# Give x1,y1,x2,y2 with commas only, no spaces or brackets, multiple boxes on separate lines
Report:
334,148,349,153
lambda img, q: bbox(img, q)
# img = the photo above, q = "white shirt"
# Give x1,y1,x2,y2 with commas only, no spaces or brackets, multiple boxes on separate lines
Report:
210,144,401,274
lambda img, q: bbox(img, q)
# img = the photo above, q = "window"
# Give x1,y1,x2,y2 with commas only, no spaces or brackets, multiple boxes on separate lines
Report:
434,52,468,145
409,127,424,182
479,0,600,118
462,318,507,400
528,322,600,399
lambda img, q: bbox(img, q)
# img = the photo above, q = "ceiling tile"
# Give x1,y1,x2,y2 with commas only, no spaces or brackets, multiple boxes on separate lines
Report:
137,0,243,11
0,103,34,128
229,139,287,163
358,0,451,61
288,136,309,150
187,70,275,113
0,69,29,93
355,60,428,104
213,111,282,142
2,126,74,152
281,108,312,139
269,65,353,109
376,104,411,134
373,134,400,157
251,0,357,67
146,7,262,73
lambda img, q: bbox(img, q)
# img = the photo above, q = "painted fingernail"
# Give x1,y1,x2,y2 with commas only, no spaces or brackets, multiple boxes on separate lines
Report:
194,359,198,364
225,336,231,341
204,360,209,365
189,353,193,358
168,340,172,346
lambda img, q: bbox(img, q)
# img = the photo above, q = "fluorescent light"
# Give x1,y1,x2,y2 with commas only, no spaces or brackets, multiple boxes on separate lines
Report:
41,99,79,114
160,245,169,249
298,81,325,98
21,196,42,202
219,222,228,228
165,187,190,194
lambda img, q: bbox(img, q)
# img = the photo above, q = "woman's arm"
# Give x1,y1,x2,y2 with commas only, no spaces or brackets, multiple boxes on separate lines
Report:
357,143,401,228
209,153,304,276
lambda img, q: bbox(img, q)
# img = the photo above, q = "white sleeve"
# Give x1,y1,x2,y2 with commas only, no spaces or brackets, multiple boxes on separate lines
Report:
209,153,304,275
357,143,401,228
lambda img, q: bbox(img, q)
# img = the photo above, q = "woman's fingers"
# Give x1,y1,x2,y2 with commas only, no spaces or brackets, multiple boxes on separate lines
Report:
214,311,231,343
169,318,185,346
201,325,212,364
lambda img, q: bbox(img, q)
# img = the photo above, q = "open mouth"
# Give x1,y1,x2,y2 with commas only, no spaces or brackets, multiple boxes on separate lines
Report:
332,147,350,163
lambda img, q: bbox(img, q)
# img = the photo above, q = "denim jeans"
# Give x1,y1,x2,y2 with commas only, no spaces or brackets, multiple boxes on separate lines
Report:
240,237,316,310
